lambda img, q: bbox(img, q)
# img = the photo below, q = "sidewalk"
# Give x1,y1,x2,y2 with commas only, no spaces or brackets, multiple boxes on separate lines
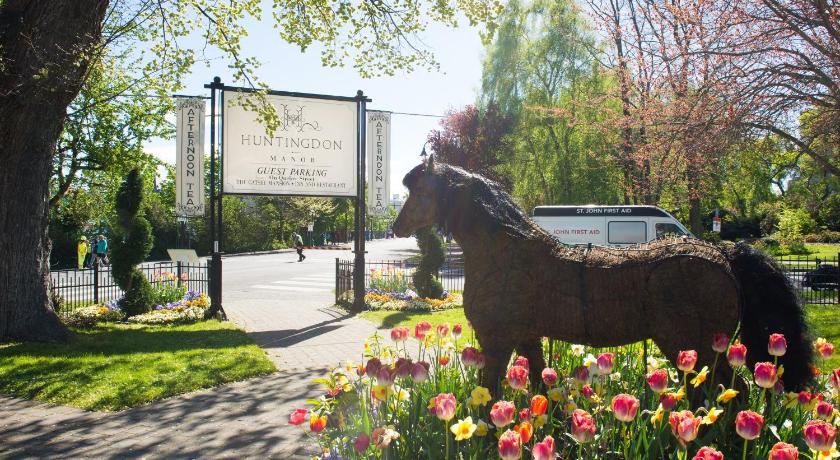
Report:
0,302,380,459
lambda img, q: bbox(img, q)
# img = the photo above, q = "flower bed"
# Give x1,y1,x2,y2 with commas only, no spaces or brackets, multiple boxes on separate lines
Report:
291,324,840,459
365,289,462,312
62,291,210,327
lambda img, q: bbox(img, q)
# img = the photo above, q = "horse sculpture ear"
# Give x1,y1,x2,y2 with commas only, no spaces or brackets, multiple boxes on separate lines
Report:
425,154,435,174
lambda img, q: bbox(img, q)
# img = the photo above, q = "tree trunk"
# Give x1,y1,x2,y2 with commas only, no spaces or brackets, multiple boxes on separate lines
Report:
0,0,109,342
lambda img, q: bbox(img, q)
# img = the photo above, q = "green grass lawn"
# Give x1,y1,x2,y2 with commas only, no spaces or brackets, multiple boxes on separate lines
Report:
0,321,276,411
774,243,840,261
806,303,840,371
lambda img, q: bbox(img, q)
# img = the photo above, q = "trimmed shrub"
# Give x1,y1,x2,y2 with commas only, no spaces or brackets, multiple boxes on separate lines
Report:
412,226,445,299
111,169,154,316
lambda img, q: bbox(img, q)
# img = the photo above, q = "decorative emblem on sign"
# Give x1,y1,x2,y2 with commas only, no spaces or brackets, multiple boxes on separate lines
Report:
279,104,321,132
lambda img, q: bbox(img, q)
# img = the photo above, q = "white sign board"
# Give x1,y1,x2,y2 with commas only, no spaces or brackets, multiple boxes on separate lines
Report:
367,111,391,216
712,217,721,233
307,222,314,232
223,93,357,196
167,249,200,264
175,97,206,216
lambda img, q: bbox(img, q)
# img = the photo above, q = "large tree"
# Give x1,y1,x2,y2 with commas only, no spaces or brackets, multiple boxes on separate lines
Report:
0,0,501,342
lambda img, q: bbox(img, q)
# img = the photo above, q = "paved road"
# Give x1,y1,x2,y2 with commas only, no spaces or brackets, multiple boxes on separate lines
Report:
0,238,421,459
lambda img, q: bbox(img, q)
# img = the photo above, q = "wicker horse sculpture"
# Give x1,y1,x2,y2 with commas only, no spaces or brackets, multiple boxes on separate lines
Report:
392,156,813,394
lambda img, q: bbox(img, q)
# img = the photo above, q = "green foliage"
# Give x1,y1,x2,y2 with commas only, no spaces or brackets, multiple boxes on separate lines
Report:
412,226,445,299
111,169,154,316
777,208,816,245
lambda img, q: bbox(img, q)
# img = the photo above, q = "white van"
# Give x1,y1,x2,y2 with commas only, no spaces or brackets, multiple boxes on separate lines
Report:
532,205,692,247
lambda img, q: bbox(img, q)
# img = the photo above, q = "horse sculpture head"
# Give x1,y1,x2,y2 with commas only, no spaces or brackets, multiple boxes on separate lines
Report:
393,155,440,237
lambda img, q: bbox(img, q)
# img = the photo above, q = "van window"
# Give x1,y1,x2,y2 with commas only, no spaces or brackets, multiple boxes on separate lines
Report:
655,223,686,239
608,221,646,244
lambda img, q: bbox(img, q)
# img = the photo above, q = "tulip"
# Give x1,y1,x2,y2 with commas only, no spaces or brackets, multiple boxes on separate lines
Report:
815,338,834,359
514,355,530,370
498,430,522,460
768,442,799,460
711,333,730,353
490,400,516,428
574,365,590,383
365,357,382,378
414,321,432,339
354,433,370,453
377,366,395,386
768,333,787,357
519,408,531,422
541,367,558,387
831,368,840,389
411,361,429,383
461,347,481,367
394,357,413,378
728,341,747,367
798,391,813,406
310,414,328,432
507,365,529,390
474,352,486,369
735,410,764,440
390,326,409,342
803,420,837,452
815,401,834,421
372,426,400,449
289,408,308,425
439,355,450,366
450,416,477,441
433,393,457,421
661,391,681,411
581,384,595,399
669,410,701,445
647,368,670,393
436,323,450,338
693,446,724,460
754,362,778,389
532,435,555,460
515,421,534,443
597,352,615,375
611,394,640,422
677,350,698,372
571,409,596,443
531,395,548,416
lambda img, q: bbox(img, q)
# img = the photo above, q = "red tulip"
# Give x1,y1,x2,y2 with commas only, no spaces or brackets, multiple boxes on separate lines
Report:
390,326,409,342
498,430,522,460
515,421,534,443
669,410,701,444
768,442,799,460
581,384,595,399
438,355,450,366
803,420,837,452
754,362,778,389
693,446,724,460
797,391,813,406
414,321,432,339
677,350,698,372
831,368,840,389
532,435,555,460
815,401,834,421
514,355,530,371
452,323,463,339
354,433,370,453
531,395,548,416
768,333,787,357
507,365,529,390
433,393,457,421
647,368,670,393
289,408,308,425
519,408,531,422
490,400,516,428
310,414,328,432
660,391,680,411
541,367,558,387
728,341,747,367
436,323,450,338
735,410,764,440
712,333,730,353
611,394,640,422
571,409,596,443
597,352,615,375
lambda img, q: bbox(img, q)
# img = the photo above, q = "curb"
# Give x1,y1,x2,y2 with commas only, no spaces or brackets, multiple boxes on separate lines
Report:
221,246,352,258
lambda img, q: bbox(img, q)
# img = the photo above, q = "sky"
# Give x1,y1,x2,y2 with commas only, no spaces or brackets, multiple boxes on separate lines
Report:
145,15,488,199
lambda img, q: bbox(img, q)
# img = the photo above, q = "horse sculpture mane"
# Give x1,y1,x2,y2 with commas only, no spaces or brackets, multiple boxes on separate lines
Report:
394,158,813,395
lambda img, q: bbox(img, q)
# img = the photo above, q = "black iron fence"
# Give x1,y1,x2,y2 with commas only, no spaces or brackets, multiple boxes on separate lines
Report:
50,261,210,314
776,253,839,305
335,258,465,304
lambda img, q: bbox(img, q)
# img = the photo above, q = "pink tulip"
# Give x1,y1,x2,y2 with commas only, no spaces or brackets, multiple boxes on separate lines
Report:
647,368,669,393
376,366,395,386
728,341,747,367
490,400,516,428
289,408,308,425
669,410,701,444
461,347,481,367
514,355,530,371
390,326,409,342
433,393,456,421
541,367,558,386
660,392,680,411
597,352,614,375
507,365,529,390
831,368,840,389
436,323,450,338
452,323,463,339
816,341,834,359
803,420,837,452
474,352,486,369
768,333,787,357
735,410,764,440
711,333,729,353
354,433,370,453
414,321,432,339
611,394,640,422
573,365,589,383
797,391,813,406
570,409,596,443
519,408,531,423
768,442,799,460
532,435,555,460
677,350,698,372
498,429,522,460
411,361,429,383
754,362,778,389
815,401,834,420
693,446,724,460
581,384,595,400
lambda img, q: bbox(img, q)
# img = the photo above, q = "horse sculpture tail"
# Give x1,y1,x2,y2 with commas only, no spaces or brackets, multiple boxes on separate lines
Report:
726,242,814,391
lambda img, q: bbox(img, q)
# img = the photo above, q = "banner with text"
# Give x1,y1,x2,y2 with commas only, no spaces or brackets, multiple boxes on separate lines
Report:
367,111,391,215
175,97,206,216
223,93,357,196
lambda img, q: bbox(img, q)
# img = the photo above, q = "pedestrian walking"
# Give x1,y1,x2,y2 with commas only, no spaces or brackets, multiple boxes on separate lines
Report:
293,232,305,262
76,236,89,270
95,234,109,266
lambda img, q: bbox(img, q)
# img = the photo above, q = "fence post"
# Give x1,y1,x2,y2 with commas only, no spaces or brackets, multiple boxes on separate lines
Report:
93,262,99,304
335,258,339,305
177,261,183,288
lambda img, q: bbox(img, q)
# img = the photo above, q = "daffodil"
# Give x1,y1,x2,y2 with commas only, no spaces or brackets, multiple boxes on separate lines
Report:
691,366,709,387
372,385,389,401
534,414,548,428
702,407,723,424
571,344,585,357
717,388,739,403
583,353,597,368
548,387,563,402
450,416,477,441
650,405,664,425
816,447,840,460
470,386,492,407
475,420,489,437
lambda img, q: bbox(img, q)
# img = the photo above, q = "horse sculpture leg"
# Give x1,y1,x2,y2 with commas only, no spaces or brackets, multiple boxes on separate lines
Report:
480,342,515,397
516,338,547,390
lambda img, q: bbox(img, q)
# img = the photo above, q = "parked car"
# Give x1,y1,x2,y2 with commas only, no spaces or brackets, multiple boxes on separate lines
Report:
801,263,839,291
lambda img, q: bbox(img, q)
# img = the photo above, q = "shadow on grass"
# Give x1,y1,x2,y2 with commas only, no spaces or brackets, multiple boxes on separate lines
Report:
375,311,426,329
